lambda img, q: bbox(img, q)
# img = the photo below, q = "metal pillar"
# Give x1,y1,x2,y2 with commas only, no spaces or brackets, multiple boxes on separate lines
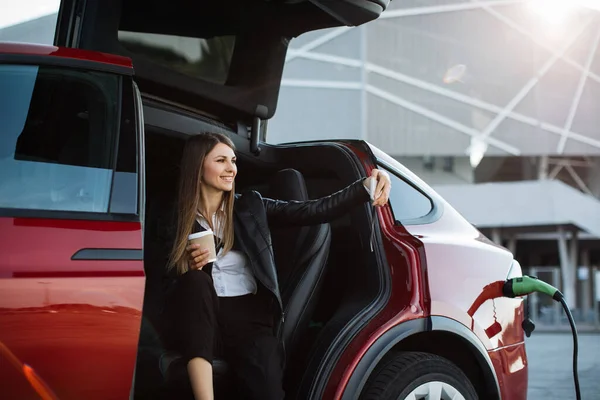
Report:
538,155,549,180
581,249,591,319
491,228,501,246
553,268,561,325
593,266,600,328
506,234,517,255
529,266,539,323
557,226,577,309
570,228,579,313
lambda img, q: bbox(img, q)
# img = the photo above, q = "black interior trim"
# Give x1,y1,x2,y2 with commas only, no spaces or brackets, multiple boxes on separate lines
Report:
72,248,143,260
142,102,236,137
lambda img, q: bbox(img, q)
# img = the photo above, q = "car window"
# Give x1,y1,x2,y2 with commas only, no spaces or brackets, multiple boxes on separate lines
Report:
385,167,433,223
118,30,235,85
0,64,119,213
109,80,138,215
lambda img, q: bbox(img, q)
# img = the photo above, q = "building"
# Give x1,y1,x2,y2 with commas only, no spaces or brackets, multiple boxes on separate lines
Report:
2,2,599,329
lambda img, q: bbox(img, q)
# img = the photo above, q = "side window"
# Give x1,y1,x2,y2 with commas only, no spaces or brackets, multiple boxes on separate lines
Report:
109,80,138,215
385,167,433,223
0,64,130,215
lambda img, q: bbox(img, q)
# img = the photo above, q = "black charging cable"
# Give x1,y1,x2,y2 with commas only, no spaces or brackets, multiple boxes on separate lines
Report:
559,297,581,400
503,276,580,400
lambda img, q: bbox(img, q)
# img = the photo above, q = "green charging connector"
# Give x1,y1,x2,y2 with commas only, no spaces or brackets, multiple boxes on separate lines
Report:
503,274,578,400
503,275,563,301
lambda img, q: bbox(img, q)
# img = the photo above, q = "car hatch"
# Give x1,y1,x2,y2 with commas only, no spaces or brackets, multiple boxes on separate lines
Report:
54,0,389,125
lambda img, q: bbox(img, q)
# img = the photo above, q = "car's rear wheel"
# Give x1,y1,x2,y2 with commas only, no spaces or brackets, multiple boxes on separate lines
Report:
360,351,478,400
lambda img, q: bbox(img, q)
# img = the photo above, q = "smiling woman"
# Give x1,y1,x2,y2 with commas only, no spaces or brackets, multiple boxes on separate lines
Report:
167,133,238,276
157,131,390,400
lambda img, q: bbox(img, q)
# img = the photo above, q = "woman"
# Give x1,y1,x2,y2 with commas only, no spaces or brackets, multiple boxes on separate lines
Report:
164,132,390,400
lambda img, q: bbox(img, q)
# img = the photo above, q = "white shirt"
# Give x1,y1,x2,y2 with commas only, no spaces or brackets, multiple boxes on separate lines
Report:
197,211,257,297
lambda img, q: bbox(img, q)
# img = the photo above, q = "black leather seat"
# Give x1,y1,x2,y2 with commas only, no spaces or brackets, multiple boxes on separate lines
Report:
159,168,331,397
265,169,332,360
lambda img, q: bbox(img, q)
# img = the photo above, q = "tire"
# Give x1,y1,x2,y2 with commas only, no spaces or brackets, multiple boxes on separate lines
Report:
360,351,478,400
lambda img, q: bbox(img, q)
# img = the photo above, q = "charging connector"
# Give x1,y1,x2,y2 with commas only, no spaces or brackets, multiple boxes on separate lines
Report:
503,275,563,300
504,275,580,400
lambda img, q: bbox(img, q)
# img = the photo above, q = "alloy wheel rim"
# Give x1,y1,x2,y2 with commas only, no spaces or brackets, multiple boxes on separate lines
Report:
401,381,467,400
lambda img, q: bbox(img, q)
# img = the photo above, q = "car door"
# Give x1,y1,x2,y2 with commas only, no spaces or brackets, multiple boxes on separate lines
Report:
53,0,388,126
0,44,144,400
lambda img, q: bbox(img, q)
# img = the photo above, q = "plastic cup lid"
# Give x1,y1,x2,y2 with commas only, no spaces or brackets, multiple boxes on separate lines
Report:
188,230,214,240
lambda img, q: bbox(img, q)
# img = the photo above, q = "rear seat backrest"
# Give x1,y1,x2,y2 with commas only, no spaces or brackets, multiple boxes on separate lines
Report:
265,169,332,359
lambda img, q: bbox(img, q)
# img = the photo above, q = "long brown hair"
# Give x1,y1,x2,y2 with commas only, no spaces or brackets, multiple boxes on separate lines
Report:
168,132,236,275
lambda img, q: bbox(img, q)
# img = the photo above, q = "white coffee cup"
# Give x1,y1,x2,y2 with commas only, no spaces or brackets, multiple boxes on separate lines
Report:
188,230,217,263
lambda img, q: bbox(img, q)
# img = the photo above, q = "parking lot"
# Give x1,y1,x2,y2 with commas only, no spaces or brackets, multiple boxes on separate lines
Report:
526,332,600,399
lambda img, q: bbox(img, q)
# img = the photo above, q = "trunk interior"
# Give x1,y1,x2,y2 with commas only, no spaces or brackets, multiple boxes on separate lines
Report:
135,100,383,399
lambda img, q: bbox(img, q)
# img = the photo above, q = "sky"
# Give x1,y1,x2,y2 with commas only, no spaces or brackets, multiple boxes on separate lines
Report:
0,0,61,30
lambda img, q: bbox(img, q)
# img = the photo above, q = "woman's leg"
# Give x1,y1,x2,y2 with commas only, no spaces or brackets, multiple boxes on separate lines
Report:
219,288,284,400
165,269,219,400
226,334,284,400
187,358,213,400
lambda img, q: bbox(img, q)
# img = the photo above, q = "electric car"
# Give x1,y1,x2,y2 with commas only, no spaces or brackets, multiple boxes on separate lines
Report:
0,1,528,399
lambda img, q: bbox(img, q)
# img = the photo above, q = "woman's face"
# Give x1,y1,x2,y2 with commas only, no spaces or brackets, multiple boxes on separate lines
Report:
201,143,237,192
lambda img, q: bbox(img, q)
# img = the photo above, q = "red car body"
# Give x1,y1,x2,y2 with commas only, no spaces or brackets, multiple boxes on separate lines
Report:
0,42,144,400
0,5,527,398
324,145,528,400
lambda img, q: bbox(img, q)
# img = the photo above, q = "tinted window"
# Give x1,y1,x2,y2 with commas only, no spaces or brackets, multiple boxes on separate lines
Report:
0,65,119,213
118,31,235,84
386,168,433,223
110,80,138,215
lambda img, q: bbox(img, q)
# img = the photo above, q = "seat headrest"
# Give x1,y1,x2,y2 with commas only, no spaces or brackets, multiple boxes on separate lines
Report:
266,169,309,201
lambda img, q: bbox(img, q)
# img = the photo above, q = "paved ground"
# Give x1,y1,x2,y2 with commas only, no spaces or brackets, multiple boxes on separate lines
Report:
526,332,600,399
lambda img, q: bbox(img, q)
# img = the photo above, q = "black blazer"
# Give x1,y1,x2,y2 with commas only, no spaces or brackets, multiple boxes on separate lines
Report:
162,178,370,334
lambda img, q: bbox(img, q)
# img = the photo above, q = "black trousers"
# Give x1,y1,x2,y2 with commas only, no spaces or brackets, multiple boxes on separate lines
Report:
164,269,285,400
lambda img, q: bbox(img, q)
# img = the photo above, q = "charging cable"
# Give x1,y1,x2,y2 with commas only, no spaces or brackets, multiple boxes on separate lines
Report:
503,276,581,400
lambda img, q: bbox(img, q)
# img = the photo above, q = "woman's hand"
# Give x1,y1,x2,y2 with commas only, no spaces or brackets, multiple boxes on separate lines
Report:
364,168,392,207
187,244,211,270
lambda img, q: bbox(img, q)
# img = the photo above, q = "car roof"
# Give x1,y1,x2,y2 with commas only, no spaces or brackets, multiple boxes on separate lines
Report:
0,42,133,70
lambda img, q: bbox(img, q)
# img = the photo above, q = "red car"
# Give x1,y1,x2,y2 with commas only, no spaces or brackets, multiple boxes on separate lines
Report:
0,1,528,399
